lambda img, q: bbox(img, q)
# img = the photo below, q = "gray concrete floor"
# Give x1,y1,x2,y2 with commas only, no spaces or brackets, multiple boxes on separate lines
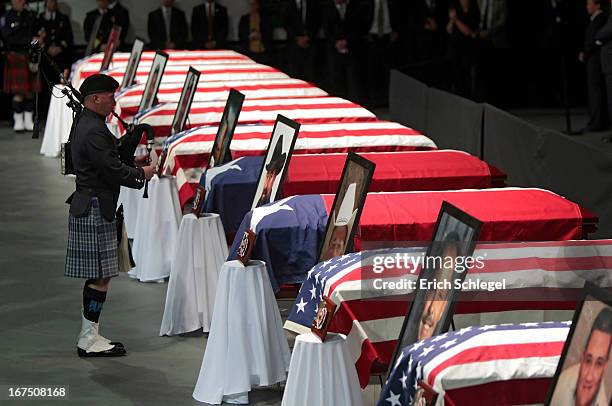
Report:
0,126,382,405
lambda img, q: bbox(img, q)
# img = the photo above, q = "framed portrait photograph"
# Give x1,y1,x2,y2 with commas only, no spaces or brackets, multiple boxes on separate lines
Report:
387,202,483,378
545,282,612,406
120,38,144,90
191,89,245,217
170,67,201,136
317,152,375,262
84,14,103,56
206,89,246,169
100,25,122,71
250,115,300,210
138,51,169,113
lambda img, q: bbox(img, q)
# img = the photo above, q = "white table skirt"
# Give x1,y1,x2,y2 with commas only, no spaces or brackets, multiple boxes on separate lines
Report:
40,87,73,158
118,186,144,239
160,213,228,336
282,333,364,406
193,260,290,404
129,175,182,282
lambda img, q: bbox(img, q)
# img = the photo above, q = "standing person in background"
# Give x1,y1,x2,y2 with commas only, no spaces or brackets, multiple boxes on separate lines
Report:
322,0,360,99
580,0,608,132
446,0,480,98
0,0,41,133
191,0,229,50
148,0,188,50
84,0,130,53
239,0,272,63
37,0,74,119
596,0,612,136
411,0,449,63
475,0,508,101
283,0,321,82
359,0,403,108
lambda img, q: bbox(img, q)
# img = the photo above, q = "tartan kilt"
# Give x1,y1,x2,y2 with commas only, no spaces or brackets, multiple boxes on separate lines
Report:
3,52,42,95
64,204,119,279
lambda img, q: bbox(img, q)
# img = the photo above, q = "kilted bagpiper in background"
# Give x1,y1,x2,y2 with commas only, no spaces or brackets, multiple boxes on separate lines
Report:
64,73,155,357
0,0,42,133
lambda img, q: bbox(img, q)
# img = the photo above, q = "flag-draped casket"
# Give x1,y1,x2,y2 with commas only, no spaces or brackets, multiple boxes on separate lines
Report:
284,240,612,388
115,78,328,118
202,151,505,234
163,121,435,208
71,50,252,86
228,189,598,291
133,96,378,141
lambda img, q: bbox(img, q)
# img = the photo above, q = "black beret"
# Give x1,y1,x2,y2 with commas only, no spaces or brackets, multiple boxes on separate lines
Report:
79,74,119,98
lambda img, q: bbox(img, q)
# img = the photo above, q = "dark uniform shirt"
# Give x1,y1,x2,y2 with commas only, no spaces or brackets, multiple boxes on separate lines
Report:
69,108,145,221
0,8,37,53
37,10,74,69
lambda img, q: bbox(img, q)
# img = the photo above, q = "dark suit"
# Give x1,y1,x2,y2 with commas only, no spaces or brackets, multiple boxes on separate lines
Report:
238,12,273,63
322,0,361,98
358,0,404,107
38,11,74,70
147,6,188,50
584,11,608,130
408,0,449,62
69,108,145,221
191,1,229,49
284,0,322,81
596,12,612,128
84,2,130,53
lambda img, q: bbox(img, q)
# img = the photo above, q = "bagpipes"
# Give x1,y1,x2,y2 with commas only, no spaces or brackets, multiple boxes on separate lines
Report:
31,40,154,198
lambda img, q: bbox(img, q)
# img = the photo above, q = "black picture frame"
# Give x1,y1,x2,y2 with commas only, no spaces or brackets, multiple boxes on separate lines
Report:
100,25,122,71
317,152,375,262
84,13,103,57
170,67,201,135
387,201,483,380
250,115,301,210
138,51,169,113
545,282,612,406
205,88,246,169
120,38,144,90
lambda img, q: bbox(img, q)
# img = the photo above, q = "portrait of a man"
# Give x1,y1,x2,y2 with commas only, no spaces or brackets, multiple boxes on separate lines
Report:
120,39,143,90
255,135,286,207
550,306,612,406
171,69,199,135
210,120,229,167
251,115,299,210
322,182,357,260
418,232,461,341
139,52,168,113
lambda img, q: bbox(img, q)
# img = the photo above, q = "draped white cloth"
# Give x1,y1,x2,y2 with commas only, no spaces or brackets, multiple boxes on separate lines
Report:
129,175,182,282
160,213,228,336
117,186,143,239
40,87,74,157
281,333,364,406
193,260,290,404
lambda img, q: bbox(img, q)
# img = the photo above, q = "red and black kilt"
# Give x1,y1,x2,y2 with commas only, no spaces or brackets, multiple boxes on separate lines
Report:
3,51,42,95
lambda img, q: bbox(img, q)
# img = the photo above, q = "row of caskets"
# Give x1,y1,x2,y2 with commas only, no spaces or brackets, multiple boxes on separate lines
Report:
59,50,608,405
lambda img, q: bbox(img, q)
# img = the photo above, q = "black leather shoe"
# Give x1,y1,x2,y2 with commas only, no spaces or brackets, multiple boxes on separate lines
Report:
77,345,127,357
108,341,124,349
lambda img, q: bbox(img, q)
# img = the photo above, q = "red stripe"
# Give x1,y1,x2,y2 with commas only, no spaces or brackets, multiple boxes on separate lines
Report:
152,102,367,115
444,378,551,405
427,341,565,385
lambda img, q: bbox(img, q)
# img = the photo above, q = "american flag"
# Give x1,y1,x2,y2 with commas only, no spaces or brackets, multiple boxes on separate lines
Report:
160,121,434,208
71,50,251,86
379,321,571,406
115,78,328,118
131,96,378,140
108,63,289,88
284,240,612,388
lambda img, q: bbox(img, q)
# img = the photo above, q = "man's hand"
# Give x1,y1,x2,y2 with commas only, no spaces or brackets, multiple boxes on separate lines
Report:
250,31,261,40
479,30,489,40
48,45,62,57
142,165,155,180
296,35,310,48
165,41,176,49
205,40,216,49
578,52,585,62
134,155,151,167
391,32,400,42
335,39,348,54
425,18,437,31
